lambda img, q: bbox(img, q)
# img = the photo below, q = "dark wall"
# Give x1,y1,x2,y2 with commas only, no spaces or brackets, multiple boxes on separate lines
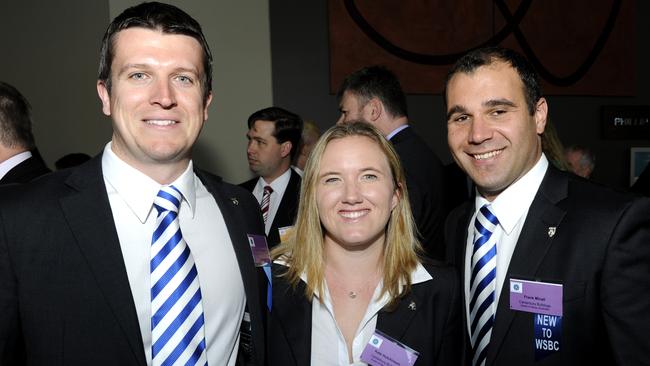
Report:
270,0,649,189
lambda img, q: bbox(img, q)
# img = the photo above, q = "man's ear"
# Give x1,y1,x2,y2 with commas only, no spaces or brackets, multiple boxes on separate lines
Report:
365,97,383,122
97,80,111,116
280,141,292,159
534,97,548,135
203,91,213,121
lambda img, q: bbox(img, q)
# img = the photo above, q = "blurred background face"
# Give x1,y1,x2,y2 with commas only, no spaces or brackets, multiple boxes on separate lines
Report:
446,62,546,201
246,119,286,179
97,28,210,171
316,135,397,250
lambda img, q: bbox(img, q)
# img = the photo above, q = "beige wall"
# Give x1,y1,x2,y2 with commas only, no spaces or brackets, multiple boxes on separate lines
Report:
0,0,272,183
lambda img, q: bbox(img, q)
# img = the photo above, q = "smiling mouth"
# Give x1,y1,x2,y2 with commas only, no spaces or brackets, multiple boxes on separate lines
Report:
145,119,177,126
339,209,369,219
472,148,504,160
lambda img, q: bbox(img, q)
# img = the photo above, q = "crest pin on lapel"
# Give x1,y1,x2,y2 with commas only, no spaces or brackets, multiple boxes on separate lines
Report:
408,301,416,311
547,227,556,238
230,197,239,206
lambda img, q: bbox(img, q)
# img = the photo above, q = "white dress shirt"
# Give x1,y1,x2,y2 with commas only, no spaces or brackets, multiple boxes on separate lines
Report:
310,263,432,366
102,143,246,366
464,154,549,334
0,150,31,180
251,168,292,235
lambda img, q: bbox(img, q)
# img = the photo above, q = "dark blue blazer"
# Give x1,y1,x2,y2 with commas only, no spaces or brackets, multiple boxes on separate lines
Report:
445,166,650,365
0,155,266,365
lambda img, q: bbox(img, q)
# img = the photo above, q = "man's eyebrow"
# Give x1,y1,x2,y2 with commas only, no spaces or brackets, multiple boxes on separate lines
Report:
484,98,517,109
446,105,467,120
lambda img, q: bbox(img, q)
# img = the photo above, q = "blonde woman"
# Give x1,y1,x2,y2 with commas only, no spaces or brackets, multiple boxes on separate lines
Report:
268,121,460,365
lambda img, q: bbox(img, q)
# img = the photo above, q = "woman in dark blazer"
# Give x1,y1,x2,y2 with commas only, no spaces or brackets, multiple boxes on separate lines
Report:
268,122,461,365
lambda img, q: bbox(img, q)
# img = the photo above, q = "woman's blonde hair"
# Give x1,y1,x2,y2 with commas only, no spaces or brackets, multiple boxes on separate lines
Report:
272,121,422,307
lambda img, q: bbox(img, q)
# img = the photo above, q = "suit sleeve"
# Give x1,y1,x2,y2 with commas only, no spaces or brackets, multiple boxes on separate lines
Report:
601,196,650,364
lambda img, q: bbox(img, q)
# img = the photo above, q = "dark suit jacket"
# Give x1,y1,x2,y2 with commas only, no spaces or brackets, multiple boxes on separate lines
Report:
0,155,266,366
240,169,301,248
0,155,51,185
268,261,462,366
390,127,446,260
445,166,650,365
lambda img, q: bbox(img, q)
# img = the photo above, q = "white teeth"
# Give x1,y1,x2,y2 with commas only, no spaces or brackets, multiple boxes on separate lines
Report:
473,149,502,160
145,119,176,126
340,210,368,219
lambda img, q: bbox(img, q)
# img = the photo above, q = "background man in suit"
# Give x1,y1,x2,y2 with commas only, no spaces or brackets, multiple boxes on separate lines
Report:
337,66,447,259
0,3,266,365
0,81,50,185
444,47,650,365
241,107,302,248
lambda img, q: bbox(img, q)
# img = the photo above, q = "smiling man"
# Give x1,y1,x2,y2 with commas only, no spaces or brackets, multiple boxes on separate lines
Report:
444,47,650,366
0,3,266,365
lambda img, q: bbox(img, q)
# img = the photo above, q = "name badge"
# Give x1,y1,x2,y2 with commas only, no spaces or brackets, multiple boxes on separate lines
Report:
247,234,271,267
360,330,419,366
509,279,562,316
278,226,294,243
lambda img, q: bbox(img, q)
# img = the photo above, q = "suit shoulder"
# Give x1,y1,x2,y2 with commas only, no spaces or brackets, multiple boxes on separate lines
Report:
239,177,258,191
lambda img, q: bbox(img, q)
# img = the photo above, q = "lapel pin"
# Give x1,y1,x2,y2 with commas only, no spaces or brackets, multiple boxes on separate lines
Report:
230,197,239,206
408,301,416,311
548,227,556,238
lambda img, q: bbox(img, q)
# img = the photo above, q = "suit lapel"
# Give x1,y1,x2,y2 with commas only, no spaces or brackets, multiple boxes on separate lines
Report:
59,156,146,366
486,167,568,365
376,291,419,341
272,273,312,365
270,170,300,238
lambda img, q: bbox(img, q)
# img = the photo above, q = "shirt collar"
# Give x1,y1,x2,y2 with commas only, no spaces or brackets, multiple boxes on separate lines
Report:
101,142,197,223
0,150,32,180
256,167,292,192
283,261,433,299
386,124,409,140
474,154,549,234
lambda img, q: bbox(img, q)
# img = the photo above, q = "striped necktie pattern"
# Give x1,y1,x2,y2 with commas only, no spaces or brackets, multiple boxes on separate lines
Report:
469,204,500,366
150,185,208,366
261,185,273,224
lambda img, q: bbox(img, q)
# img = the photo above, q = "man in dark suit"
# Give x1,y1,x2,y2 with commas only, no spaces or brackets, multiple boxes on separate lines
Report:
337,66,447,259
0,81,51,185
444,47,650,365
240,107,302,248
0,3,266,365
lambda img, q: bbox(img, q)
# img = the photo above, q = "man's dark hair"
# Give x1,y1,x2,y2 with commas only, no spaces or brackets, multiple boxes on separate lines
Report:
0,81,36,150
337,65,408,119
98,2,213,102
248,107,303,161
444,47,542,115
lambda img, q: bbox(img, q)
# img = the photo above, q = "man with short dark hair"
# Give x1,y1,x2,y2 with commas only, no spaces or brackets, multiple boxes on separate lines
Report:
0,81,50,185
0,3,266,365
337,65,446,259
444,46,650,365
241,107,302,248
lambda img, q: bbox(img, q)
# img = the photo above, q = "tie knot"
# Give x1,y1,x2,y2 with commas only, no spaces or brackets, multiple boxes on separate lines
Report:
263,185,273,195
475,204,500,234
154,185,182,214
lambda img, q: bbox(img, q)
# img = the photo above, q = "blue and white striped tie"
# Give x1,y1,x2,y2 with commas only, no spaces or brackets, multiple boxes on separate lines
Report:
469,204,500,366
151,185,207,366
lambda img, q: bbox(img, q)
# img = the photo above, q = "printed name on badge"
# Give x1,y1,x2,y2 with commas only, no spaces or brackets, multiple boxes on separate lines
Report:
360,330,419,366
509,278,563,316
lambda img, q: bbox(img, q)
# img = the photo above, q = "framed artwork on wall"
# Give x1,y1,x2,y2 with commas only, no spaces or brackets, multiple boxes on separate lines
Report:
630,147,650,186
